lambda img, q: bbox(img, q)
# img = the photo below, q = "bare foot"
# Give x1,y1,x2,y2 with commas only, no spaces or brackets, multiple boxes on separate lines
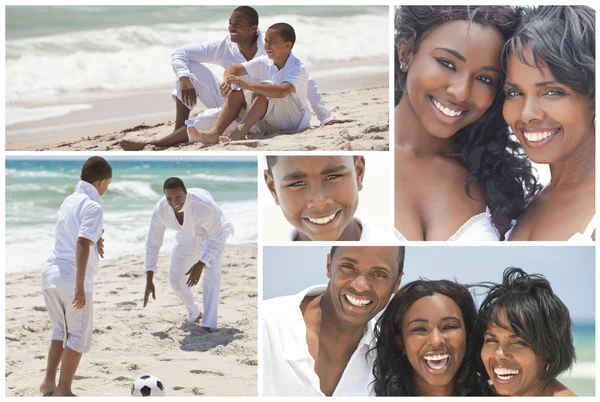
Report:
228,127,247,141
119,139,149,151
39,380,56,396
187,126,219,145
194,312,203,323
219,136,232,143
52,389,76,396
202,327,214,333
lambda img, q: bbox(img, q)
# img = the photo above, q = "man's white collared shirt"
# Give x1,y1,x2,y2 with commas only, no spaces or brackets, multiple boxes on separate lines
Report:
144,188,234,271
262,285,377,396
42,180,104,293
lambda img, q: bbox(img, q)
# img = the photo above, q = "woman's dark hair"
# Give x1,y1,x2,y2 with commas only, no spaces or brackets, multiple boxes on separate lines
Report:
373,280,492,396
474,268,575,382
504,6,595,103
394,6,540,233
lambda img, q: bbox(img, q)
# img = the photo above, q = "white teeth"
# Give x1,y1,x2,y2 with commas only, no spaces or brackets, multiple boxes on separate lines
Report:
307,212,337,225
424,354,449,361
346,294,372,307
494,367,520,379
524,130,556,142
432,99,464,117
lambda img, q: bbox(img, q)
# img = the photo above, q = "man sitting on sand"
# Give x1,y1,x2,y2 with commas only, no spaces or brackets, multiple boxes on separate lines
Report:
143,178,233,331
120,6,348,151
40,156,112,396
263,246,404,396
189,22,310,144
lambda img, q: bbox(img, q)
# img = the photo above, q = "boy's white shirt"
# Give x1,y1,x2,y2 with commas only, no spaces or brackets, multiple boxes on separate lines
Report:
42,180,104,294
242,53,311,130
285,215,393,242
144,188,234,272
171,33,335,124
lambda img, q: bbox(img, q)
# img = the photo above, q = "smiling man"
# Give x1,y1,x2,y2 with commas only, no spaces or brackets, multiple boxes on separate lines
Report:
262,246,405,396
142,177,234,330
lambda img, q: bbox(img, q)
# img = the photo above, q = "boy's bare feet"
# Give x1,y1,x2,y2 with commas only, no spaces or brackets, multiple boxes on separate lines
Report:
187,126,219,145
39,380,56,396
119,140,150,151
219,136,232,143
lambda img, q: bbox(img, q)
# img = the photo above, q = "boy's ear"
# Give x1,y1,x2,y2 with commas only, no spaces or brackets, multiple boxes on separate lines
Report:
354,156,366,192
326,253,332,279
264,170,280,205
397,38,412,72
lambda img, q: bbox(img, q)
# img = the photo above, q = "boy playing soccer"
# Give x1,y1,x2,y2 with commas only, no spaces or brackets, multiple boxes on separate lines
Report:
188,22,310,144
39,156,112,396
264,156,391,242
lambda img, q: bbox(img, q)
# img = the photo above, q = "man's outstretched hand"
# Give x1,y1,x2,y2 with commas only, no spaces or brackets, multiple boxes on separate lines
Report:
186,261,206,287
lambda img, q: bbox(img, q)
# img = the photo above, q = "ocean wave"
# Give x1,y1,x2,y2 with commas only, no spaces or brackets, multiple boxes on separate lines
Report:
5,169,76,179
188,172,257,183
107,181,160,198
6,13,388,105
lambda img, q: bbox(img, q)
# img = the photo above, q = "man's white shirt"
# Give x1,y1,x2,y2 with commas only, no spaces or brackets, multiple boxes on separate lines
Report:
42,180,104,293
262,285,377,396
171,32,335,125
144,188,234,271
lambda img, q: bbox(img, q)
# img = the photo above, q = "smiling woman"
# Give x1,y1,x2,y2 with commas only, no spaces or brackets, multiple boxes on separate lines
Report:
393,6,539,241
502,6,596,241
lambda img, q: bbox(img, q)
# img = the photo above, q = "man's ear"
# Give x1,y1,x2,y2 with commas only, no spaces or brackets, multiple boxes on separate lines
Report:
264,170,280,205
393,272,404,296
354,156,366,192
326,253,332,279
250,25,258,36
397,38,412,72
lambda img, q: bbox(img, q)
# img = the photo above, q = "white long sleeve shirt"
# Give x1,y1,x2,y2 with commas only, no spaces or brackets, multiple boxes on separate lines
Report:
42,180,104,293
144,188,234,271
171,32,336,125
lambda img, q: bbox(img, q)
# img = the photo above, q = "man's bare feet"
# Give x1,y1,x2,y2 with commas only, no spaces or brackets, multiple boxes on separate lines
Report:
119,139,149,151
187,126,219,145
202,327,214,333
39,380,56,396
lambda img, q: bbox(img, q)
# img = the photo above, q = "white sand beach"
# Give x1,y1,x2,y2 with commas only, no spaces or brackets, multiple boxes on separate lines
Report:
5,243,257,397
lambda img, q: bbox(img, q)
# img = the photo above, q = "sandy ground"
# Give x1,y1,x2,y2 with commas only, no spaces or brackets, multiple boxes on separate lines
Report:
9,86,389,152
5,243,257,397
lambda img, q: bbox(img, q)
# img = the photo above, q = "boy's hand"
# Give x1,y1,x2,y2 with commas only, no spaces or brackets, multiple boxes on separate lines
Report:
180,77,197,109
143,281,156,308
72,286,86,309
226,75,247,90
97,229,105,258
220,80,233,98
186,261,205,287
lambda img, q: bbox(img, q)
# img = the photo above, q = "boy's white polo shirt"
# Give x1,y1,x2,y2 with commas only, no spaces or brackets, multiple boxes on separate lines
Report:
262,285,376,396
42,180,104,294
285,216,394,242
242,53,310,129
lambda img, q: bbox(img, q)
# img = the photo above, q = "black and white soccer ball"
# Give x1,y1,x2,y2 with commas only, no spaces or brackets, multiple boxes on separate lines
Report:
131,375,165,397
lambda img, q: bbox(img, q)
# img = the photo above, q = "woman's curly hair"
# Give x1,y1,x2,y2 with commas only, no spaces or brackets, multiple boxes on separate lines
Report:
372,280,494,396
395,6,541,232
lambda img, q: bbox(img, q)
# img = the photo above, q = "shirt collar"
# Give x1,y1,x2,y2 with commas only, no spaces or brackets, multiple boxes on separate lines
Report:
282,285,377,361
75,180,102,205
179,190,192,213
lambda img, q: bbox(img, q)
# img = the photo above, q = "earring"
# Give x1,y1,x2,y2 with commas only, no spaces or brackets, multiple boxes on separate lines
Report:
545,363,551,371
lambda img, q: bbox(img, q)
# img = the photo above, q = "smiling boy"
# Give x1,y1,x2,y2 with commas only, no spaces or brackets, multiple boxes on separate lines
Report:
188,22,311,144
264,155,390,241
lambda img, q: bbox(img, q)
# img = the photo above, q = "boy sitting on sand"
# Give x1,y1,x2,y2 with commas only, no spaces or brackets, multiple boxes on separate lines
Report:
39,156,112,396
264,155,391,242
187,22,311,144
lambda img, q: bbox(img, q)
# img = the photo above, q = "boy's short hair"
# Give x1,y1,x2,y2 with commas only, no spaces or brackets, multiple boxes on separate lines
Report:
330,246,406,277
234,6,259,27
265,155,360,176
163,177,187,192
269,23,296,48
80,156,112,184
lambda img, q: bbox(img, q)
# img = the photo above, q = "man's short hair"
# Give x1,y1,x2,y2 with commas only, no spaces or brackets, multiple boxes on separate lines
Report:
234,6,259,27
163,177,187,193
269,23,296,48
80,156,112,184
330,246,406,276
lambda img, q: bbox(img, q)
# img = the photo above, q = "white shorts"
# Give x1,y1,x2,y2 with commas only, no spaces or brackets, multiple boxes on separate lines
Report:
263,94,307,133
43,288,93,353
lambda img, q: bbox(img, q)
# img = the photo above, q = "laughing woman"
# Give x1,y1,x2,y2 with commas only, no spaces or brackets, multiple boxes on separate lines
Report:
394,6,539,241
503,6,595,241
475,268,575,396
373,280,492,396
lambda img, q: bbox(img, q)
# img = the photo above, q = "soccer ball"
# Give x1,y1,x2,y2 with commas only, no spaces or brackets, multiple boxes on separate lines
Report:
131,375,165,397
